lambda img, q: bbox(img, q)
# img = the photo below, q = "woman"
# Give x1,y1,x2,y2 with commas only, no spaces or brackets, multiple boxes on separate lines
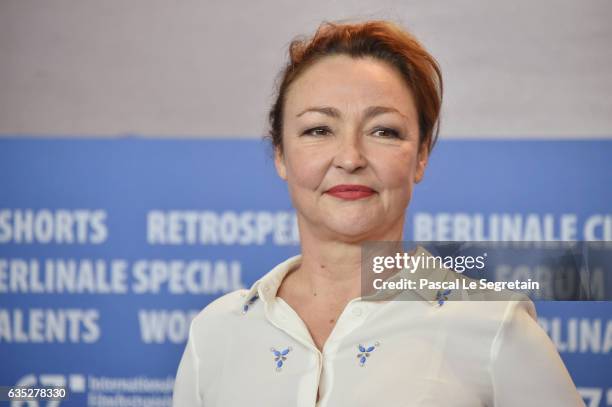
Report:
172,20,584,406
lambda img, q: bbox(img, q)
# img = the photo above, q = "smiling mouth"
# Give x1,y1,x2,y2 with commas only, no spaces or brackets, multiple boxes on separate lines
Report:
325,184,377,200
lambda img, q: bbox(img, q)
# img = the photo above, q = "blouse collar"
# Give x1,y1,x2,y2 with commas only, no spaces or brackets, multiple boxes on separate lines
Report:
241,246,453,312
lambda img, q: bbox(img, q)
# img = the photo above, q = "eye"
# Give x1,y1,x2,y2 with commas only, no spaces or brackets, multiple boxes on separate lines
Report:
371,127,402,139
302,126,331,137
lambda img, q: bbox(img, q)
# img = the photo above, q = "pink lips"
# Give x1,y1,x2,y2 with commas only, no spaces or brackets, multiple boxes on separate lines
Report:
325,184,376,200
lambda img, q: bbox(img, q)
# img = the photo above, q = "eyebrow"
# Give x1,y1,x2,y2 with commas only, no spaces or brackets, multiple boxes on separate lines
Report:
296,105,407,119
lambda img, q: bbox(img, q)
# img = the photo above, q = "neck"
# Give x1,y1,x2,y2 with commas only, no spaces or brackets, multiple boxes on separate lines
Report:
292,216,404,301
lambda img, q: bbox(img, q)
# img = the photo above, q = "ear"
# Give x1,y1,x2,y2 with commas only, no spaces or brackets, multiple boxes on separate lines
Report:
414,141,429,183
274,147,288,181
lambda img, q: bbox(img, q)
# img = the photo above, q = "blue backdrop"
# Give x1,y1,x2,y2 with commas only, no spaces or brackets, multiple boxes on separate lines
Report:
0,137,610,406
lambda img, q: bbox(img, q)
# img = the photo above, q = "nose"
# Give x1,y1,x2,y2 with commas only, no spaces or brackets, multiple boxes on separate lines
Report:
332,133,367,173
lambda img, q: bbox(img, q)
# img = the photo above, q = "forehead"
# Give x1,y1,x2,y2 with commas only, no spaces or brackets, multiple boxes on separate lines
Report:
284,54,417,117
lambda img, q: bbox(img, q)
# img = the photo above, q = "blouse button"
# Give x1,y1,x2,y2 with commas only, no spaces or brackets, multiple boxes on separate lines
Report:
352,307,363,317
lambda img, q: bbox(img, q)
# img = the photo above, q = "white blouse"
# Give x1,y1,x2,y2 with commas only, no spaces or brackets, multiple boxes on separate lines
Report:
172,253,585,407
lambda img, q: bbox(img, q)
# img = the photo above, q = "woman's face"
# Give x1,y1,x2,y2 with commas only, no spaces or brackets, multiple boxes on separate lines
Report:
275,54,428,242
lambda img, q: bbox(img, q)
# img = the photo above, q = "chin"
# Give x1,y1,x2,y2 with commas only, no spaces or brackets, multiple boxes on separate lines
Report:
325,217,387,241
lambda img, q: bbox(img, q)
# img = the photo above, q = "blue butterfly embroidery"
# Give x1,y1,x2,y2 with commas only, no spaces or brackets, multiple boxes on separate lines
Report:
270,347,292,371
242,294,259,314
356,342,379,366
436,289,452,306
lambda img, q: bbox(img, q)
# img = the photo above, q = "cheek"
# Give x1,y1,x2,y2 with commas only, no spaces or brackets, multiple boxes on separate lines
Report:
372,149,417,190
284,147,328,190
